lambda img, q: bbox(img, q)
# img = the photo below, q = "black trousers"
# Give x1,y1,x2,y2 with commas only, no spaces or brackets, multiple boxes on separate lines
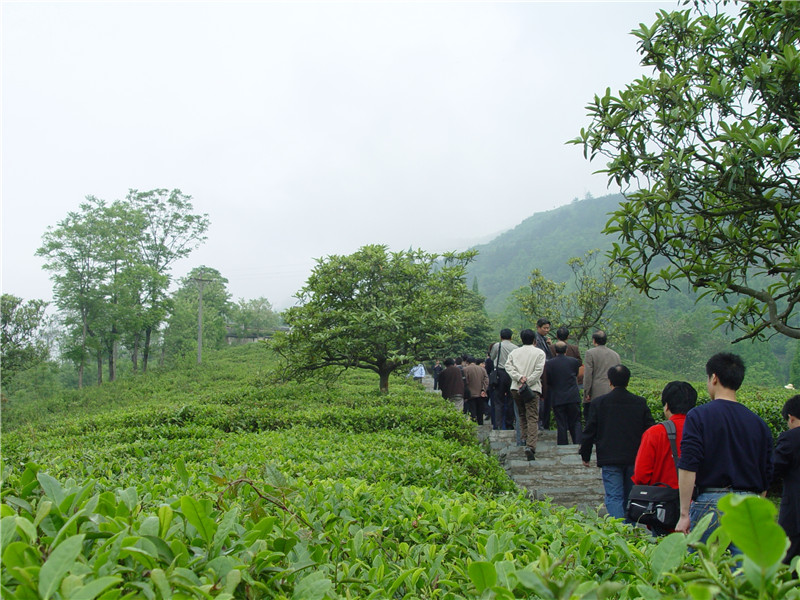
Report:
539,394,552,429
466,397,486,425
553,403,581,445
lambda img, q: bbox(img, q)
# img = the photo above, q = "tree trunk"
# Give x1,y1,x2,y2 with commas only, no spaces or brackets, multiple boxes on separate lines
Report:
78,314,87,389
131,334,140,373
143,327,152,373
379,370,390,393
96,351,103,385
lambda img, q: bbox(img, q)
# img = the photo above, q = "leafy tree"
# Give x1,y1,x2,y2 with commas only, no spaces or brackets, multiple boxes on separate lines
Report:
571,1,800,341
1,294,50,387
228,297,282,340
162,267,233,362
271,245,476,392
512,250,629,346
37,198,114,387
126,189,209,371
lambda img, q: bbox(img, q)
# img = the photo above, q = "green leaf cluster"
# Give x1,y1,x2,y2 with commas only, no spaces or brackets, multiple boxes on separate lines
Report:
571,1,800,342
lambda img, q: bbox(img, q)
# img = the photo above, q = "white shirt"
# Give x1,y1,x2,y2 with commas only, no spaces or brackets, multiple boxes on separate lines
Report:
505,344,546,392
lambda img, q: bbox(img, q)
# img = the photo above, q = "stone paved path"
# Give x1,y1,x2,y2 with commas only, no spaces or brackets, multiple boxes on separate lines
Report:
422,373,606,512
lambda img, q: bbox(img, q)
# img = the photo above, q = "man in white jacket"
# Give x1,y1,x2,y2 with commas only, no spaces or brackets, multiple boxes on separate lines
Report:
506,328,546,461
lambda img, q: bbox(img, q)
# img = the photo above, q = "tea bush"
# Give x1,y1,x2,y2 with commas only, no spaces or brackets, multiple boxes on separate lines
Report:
2,344,797,598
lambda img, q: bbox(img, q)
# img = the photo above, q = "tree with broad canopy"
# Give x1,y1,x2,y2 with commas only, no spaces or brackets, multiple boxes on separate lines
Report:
271,245,476,392
571,0,800,341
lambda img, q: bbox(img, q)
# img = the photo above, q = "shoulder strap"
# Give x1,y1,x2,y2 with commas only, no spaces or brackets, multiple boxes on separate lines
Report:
661,420,679,479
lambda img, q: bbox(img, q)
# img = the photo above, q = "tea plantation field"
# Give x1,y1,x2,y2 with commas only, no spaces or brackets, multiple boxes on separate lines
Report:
1,344,797,599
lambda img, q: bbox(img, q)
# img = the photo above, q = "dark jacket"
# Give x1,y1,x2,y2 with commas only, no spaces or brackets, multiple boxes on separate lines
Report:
580,387,655,466
545,355,581,406
773,427,800,538
438,365,464,399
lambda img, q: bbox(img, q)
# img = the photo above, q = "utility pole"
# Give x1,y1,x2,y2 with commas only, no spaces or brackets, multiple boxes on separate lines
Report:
192,270,215,364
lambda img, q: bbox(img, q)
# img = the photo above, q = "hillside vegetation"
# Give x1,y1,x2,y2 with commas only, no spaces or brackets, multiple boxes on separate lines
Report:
1,345,796,599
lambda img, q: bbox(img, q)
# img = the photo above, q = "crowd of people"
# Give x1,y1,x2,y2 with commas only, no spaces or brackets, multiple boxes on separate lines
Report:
425,325,799,565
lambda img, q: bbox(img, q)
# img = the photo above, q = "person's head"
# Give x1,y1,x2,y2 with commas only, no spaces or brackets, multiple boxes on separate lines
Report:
705,353,745,392
607,364,630,388
554,341,567,355
520,328,536,345
466,356,476,364
592,330,608,346
536,318,551,335
455,356,463,365
500,328,512,340
555,326,569,342
444,358,455,367
661,381,697,416
781,395,800,429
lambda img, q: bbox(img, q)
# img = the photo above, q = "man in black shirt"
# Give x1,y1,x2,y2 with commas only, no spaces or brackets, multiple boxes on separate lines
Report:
676,353,773,548
774,395,800,565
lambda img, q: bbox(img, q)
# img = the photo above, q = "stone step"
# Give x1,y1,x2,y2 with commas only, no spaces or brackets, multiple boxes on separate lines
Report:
475,423,606,513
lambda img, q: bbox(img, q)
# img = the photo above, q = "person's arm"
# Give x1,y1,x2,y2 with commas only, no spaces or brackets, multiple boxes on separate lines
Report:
530,352,545,387
675,468,696,534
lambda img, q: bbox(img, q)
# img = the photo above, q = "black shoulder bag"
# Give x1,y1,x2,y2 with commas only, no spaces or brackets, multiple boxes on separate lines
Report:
625,420,681,530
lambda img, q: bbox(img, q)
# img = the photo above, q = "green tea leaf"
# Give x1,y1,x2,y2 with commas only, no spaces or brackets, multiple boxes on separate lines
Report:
718,494,787,568
468,561,497,593
39,533,84,600
175,459,190,488
70,576,123,600
650,532,688,579
179,496,216,544
292,571,332,600
37,473,65,506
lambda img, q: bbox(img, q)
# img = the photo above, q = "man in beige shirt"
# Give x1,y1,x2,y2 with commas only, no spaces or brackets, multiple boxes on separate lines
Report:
583,330,620,421
506,329,546,461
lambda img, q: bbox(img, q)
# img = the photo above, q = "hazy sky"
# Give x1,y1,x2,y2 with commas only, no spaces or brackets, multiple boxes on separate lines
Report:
2,1,678,310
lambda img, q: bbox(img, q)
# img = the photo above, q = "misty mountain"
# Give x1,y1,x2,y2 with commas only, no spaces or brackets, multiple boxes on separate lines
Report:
467,193,624,313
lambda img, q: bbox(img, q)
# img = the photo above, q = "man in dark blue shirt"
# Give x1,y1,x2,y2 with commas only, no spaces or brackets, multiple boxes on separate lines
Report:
676,353,773,546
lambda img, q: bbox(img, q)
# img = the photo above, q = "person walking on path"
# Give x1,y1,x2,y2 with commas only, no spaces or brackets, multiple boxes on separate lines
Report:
632,381,697,535
432,360,443,390
545,341,583,445
489,329,518,431
506,329,546,461
580,364,655,520
582,330,620,422
535,318,554,429
438,358,465,413
675,353,773,549
464,356,489,425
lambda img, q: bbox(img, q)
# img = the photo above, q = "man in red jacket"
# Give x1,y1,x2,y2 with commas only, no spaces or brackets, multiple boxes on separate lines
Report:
632,381,698,533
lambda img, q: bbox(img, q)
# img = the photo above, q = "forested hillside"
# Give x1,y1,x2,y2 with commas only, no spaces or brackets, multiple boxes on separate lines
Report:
466,193,799,386
467,194,622,314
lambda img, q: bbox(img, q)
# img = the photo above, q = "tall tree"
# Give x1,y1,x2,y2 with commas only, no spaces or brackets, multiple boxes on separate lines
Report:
1,294,50,387
513,250,629,346
37,197,112,387
571,1,800,341
126,189,209,371
271,245,476,392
